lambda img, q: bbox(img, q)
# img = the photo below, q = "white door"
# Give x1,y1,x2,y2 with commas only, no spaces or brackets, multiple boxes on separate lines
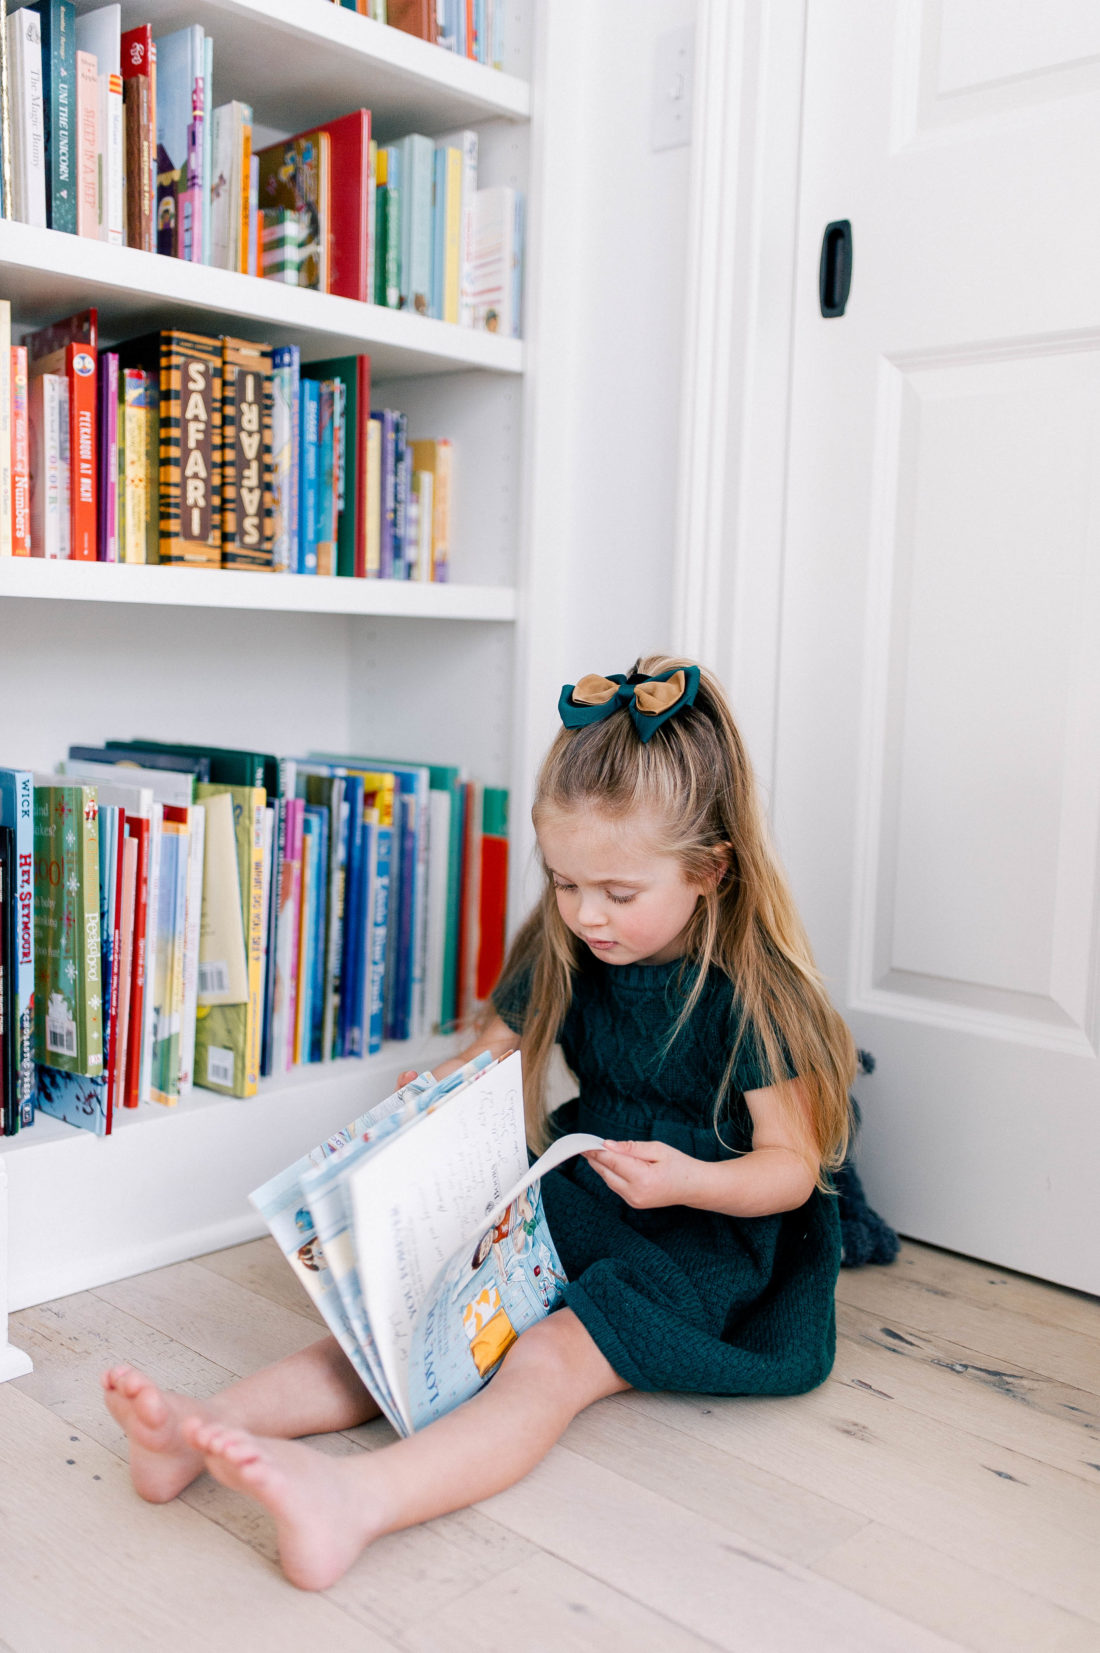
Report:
776,0,1100,1291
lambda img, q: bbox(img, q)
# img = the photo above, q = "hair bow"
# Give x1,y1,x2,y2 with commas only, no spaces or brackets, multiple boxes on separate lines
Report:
557,666,701,743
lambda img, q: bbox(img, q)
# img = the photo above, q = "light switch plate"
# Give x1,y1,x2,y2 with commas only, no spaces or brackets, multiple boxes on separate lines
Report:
652,23,695,152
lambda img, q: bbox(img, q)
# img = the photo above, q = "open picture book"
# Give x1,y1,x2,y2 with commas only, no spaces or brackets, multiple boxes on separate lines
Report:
250,1051,602,1436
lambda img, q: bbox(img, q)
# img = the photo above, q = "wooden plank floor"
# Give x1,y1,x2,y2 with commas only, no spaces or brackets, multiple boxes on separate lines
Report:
2,1237,1098,1653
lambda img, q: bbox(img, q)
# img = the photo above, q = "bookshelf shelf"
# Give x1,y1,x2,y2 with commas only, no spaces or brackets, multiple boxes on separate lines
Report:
0,224,524,377
112,0,531,139
0,558,518,620
1,0,540,1334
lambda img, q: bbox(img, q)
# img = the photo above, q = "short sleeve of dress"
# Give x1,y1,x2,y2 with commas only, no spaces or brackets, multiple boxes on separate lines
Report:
730,1019,797,1095
491,967,532,1035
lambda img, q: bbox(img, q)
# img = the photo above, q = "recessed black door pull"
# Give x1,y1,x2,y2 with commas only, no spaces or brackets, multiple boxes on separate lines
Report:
819,219,852,317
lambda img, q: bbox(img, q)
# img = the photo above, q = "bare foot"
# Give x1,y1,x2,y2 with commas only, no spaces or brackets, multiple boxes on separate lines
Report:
183,1419,381,1590
101,1365,220,1503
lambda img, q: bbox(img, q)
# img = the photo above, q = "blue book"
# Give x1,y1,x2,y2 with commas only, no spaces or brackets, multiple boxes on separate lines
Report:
393,411,409,579
317,382,336,576
512,192,526,338
39,0,77,235
0,770,35,1127
299,378,320,575
357,822,388,1057
379,408,396,579
431,148,446,321
271,345,300,572
296,812,317,1062
398,133,435,318
303,805,328,1062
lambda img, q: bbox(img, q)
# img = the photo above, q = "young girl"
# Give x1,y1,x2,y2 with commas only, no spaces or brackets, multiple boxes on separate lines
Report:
102,654,855,1592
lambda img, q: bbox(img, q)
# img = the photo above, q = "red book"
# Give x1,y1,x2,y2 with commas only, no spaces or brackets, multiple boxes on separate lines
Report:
314,109,371,304
25,312,99,560
120,26,156,253
475,832,508,1002
10,347,30,555
123,814,150,1108
66,342,98,560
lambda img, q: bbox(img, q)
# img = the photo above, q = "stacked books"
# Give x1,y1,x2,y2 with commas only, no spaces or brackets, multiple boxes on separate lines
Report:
0,744,509,1137
0,304,454,578
351,0,511,71
252,1051,602,1435
0,7,522,333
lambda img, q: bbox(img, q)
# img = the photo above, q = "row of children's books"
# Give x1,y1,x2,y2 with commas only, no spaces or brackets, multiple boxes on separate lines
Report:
0,742,510,1137
0,304,453,577
329,0,511,70
1,4,522,335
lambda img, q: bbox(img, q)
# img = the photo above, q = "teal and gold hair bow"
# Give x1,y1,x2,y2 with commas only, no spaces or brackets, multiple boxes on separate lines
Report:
557,666,701,743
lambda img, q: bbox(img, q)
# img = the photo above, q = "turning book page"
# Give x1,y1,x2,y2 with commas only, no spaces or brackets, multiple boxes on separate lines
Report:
346,1051,603,1432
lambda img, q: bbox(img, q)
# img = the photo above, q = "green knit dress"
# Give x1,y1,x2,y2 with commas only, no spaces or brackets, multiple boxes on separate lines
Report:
493,954,841,1395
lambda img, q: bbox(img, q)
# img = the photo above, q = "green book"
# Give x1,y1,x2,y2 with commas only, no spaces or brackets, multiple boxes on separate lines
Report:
33,783,103,1077
427,765,464,1033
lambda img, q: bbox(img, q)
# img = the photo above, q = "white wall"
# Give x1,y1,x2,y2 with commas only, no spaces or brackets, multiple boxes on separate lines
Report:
511,0,698,908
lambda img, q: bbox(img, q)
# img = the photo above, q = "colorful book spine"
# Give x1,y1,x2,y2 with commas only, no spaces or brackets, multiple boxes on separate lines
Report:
0,302,10,561
75,48,98,237
398,132,434,318
96,351,119,562
476,787,508,1001
10,347,30,556
193,782,265,1098
202,32,213,266
120,24,155,252
7,6,47,227
379,408,396,578
0,772,36,1127
118,366,149,562
149,806,189,1105
270,345,299,572
28,373,66,559
33,783,103,1080
298,377,320,575
365,413,382,578
316,381,336,577
221,336,274,571
123,809,151,1106
383,143,401,308
393,410,409,578
40,0,76,235
158,330,222,567
154,25,205,262
67,341,98,560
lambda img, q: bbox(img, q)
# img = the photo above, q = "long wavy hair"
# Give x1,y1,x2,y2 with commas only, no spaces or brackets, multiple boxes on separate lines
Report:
488,654,856,1189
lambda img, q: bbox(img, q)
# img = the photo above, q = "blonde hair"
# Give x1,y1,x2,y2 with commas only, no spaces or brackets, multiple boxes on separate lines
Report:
488,654,855,1190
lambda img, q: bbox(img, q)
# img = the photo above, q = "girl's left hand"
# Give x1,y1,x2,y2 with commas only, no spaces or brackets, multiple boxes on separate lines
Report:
583,1139,700,1210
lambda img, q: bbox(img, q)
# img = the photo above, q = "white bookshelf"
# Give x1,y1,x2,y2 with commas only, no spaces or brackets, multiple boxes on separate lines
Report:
0,0,537,1356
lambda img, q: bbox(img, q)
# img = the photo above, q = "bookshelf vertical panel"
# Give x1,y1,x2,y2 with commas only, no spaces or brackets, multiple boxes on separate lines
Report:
0,1157,34,1381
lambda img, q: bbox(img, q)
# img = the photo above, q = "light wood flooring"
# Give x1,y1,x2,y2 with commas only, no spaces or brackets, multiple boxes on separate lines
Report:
2,1237,1098,1653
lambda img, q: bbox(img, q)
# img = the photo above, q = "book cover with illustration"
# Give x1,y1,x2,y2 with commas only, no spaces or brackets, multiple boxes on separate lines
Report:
116,329,221,567
256,129,330,292
0,770,37,1128
32,781,103,1091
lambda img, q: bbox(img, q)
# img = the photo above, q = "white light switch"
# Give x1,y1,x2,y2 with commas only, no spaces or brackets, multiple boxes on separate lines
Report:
652,24,695,152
